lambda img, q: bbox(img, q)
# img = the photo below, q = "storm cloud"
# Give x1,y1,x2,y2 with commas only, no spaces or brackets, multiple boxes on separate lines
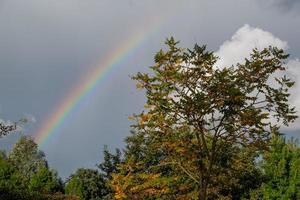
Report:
261,0,300,12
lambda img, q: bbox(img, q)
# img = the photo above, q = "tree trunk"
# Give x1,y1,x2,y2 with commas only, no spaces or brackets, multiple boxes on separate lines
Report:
198,179,208,200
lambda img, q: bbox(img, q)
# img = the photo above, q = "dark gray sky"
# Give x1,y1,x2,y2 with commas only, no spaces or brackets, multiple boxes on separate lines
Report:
0,0,300,179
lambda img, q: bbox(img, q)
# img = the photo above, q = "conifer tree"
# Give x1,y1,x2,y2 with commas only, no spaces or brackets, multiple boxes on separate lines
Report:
257,134,300,199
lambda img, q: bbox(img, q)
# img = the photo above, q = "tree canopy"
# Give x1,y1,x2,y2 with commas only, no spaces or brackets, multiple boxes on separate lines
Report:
65,168,108,200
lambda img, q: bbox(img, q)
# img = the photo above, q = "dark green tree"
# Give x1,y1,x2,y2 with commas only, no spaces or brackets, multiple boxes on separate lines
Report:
2,135,65,199
65,168,108,200
0,150,45,200
97,146,121,180
95,146,122,199
218,147,264,199
0,155,15,194
254,134,300,199
29,166,63,194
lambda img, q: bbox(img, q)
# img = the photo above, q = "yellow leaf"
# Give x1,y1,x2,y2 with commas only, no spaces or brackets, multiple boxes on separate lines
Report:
140,114,152,124
136,83,143,89
128,115,135,120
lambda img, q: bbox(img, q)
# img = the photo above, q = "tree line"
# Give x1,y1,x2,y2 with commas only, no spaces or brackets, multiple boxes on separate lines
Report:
1,38,300,199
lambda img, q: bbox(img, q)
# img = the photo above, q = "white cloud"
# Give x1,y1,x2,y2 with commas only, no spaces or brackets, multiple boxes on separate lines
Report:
215,24,288,68
216,24,300,130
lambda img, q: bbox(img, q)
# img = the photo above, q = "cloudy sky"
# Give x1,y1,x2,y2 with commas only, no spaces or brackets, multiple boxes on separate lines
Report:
0,0,300,178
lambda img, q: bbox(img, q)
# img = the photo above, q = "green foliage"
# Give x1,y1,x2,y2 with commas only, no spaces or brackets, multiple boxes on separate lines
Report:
112,38,297,199
218,147,264,199
65,176,84,199
97,146,121,180
0,156,14,188
65,168,108,200
0,136,65,199
0,154,44,200
254,134,300,199
29,166,63,194
8,135,48,184
94,146,122,199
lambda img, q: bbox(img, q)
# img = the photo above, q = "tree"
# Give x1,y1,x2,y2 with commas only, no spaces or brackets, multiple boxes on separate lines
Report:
65,168,108,200
8,136,47,186
97,146,121,180
0,118,27,138
29,166,63,194
96,146,122,199
111,38,297,199
1,135,66,199
0,122,17,138
1,136,74,199
0,150,45,200
218,147,264,199
0,150,7,160
254,134,300,199
0,155,15,191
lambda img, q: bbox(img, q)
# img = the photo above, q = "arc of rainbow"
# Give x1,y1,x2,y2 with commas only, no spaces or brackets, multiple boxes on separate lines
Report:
34,22,165,146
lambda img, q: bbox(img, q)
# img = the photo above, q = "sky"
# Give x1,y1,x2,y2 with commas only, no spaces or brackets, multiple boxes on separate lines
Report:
0,0,300,179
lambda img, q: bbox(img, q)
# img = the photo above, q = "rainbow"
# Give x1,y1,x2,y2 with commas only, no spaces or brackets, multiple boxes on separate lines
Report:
34,23,164,146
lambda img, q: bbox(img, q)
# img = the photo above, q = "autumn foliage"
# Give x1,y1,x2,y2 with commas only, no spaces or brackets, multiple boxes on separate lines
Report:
111,38,297,200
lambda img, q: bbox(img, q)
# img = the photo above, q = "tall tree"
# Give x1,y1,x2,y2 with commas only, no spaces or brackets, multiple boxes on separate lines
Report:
111,38,297,199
